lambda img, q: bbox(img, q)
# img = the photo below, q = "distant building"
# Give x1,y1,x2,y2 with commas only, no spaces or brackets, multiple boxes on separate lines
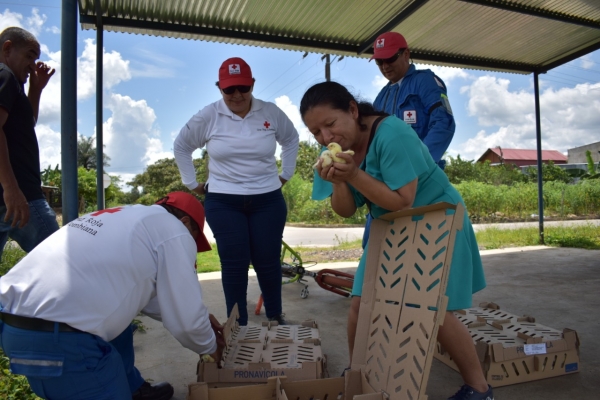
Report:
477,147,567,167
567,141,600,164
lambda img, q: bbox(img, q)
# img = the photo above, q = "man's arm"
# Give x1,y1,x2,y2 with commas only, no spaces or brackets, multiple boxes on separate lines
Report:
27,62,55,123
0,107,29,227
423,105,455,165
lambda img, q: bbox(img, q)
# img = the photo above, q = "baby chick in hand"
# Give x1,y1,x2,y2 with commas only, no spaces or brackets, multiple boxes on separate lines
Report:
313,142,355,169
327,143,355,163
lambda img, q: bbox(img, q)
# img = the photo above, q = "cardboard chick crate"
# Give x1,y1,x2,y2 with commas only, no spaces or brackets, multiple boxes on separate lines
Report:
189,203,464,400
435,302,581,387
197,304,325,386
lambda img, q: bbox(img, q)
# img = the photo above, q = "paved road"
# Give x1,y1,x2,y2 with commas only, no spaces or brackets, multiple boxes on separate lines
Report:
202,219,600,247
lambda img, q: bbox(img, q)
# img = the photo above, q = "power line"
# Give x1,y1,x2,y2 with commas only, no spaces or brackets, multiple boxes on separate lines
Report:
255,53,307,97
264,60,321,101
560,63,600,76
279,69,324,99
548,70,600,84
0,2,60,8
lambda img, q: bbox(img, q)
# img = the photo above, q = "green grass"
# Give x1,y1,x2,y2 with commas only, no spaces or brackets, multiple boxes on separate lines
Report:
475,224,600,250
196,244,221,273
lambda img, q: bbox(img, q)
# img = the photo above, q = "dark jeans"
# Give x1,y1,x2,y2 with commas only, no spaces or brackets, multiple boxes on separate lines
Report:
0,321,143,399
204,189,287,325
0,199,59,261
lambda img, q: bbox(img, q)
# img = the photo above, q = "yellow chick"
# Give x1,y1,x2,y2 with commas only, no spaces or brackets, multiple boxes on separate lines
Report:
327,142,355,163
313,150,333,169
201,354,215,363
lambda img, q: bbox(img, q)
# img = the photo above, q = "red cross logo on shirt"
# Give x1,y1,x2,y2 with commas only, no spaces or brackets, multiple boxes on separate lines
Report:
91,207,123,216
407,112,413,118
264,121,271,129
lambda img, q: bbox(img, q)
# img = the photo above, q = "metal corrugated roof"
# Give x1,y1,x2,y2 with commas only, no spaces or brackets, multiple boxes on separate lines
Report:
78,0,600,74
479,148,569,162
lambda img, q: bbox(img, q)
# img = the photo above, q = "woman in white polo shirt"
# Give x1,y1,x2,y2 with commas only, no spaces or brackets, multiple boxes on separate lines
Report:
174,57,299,326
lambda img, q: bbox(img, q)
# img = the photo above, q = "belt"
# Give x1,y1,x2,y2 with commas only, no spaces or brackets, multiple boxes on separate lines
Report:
0,312,83,333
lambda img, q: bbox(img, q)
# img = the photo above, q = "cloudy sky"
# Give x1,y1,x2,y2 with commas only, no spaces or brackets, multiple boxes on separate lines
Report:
3,3,600,189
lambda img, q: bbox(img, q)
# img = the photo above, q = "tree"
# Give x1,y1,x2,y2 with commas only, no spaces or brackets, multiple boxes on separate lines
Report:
78,136,111,170
294,141,321,182
127,157,208,204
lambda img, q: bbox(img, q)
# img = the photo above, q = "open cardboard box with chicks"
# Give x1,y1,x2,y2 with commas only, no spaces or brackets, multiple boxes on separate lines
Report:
189,202,464,400
196,303,326,387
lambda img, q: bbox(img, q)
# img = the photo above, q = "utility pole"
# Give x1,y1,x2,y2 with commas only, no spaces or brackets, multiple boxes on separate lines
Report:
321,54,331,81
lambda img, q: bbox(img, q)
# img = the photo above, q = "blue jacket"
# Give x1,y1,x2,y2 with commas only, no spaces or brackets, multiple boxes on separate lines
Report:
373,64,455,169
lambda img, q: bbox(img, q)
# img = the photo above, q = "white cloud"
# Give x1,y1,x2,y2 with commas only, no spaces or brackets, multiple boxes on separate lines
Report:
46,26,60,34
78,38,131,100
418,64,471,83
129,48,181,78
451,75,600,160
0,8,47,38
103,93,160,176
372,74,388,89
0,9,24,31
37,124,62,169
36,46,61,123
26,8,45,36
275,95,311,142
465,76,534,127
581,57,594,69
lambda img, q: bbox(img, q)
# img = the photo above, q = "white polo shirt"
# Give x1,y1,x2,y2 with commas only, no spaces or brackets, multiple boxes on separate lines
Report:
0,205,217,356
174,97,299,195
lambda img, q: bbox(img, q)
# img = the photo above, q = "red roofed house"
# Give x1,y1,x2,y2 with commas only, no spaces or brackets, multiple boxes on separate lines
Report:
477,147,567,167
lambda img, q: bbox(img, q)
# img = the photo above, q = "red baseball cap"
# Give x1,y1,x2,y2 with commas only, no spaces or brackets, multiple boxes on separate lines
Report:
218,57,253,89
155,192,212,253
370,32,408,60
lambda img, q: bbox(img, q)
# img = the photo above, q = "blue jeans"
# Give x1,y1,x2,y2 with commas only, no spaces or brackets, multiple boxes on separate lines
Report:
0,199,59,261
0,321,144,399
204,189,287,325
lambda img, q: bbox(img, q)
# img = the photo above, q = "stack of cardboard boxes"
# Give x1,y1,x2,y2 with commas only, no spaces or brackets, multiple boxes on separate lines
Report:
189,202,463,400
435,302,580,387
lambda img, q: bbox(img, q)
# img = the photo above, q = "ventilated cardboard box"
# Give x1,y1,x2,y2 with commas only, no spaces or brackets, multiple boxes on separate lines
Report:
196,304,325,386
189,202,464,400
435,302,581,387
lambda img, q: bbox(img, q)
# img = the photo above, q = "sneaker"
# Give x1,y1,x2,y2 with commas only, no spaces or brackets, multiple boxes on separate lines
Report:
448,384,494,400
132,381,174,400
268,314,287,325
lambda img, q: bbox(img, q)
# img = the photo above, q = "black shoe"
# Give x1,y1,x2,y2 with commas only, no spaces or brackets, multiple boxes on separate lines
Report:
132,382,174,400
268,314,287,325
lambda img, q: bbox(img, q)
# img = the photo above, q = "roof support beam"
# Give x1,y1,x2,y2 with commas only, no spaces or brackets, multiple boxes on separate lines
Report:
61,0,78,224
79,15,358,53
357,0,431,55
459,0,600,30
411,51,535,73
95,0,105,210
533,71,544,244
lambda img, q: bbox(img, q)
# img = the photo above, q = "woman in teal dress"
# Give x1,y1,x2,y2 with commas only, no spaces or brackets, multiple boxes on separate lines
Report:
300,82,493,400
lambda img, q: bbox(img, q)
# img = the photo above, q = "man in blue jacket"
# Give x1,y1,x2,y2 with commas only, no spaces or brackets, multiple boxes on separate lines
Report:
359,32,457,248
371,31,455,170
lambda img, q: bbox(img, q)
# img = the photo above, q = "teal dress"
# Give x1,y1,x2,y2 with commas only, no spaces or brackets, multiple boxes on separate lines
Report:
312,116,485,310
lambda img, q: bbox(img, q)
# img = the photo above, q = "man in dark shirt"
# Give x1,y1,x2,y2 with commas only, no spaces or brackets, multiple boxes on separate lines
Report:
0,27,58,261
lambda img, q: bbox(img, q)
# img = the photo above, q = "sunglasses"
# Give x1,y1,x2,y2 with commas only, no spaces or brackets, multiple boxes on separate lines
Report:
374,49,405,66
221,85,252,95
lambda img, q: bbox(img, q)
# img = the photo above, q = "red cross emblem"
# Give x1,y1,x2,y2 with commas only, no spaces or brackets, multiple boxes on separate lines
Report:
407,112,413,118
264,121,270,129
91,207,123,216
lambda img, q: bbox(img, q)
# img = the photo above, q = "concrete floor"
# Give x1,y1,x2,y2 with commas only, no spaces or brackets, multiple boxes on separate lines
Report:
134,246,600,399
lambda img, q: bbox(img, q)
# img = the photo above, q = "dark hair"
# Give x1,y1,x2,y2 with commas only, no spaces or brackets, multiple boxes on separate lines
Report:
159,204,200,233
300,81,387,130
0,27,38,49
